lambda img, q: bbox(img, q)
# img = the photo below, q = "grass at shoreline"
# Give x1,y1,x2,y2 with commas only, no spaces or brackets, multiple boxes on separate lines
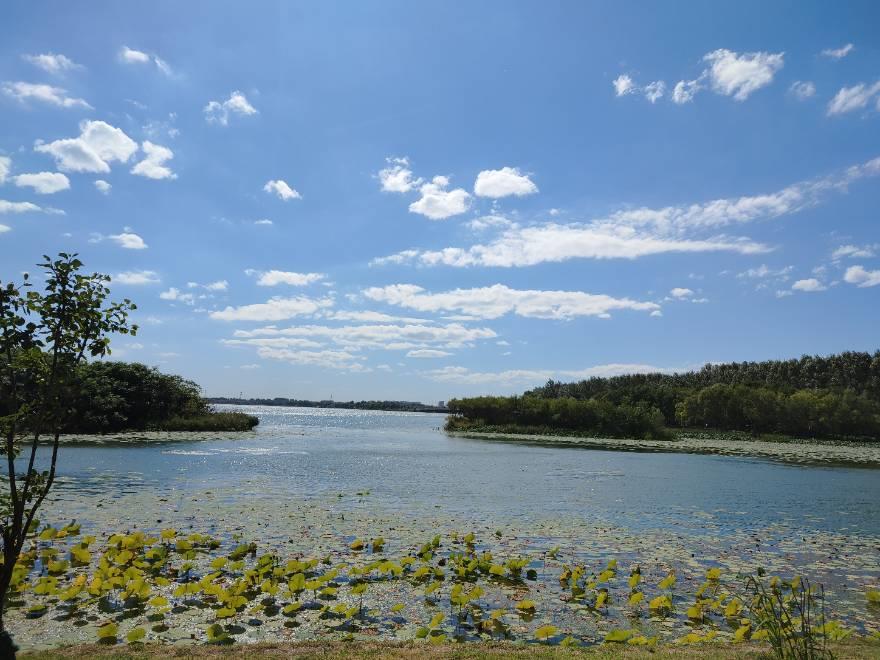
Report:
18,640,880,659
151,411,259,432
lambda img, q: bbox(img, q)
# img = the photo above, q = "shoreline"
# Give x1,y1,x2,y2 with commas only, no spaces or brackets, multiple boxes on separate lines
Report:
447,430,880,467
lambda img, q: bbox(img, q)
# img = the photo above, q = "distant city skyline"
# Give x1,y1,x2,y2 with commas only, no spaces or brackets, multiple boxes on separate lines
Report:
1,1,879,401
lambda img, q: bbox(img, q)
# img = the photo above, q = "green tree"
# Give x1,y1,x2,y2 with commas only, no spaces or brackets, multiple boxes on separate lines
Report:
0,254,136,653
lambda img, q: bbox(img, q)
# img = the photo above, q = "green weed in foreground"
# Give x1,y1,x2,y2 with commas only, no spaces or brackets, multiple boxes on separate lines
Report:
4,523,879,654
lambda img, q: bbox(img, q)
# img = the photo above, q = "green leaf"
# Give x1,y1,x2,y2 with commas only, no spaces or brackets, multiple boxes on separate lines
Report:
605,629,633,643
126,627,146,643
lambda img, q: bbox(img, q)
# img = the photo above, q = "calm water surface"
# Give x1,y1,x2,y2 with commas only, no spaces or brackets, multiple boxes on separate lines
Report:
46,405,880,537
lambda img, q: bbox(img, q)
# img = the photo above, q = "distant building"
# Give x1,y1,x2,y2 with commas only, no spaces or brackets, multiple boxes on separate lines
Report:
438,401,445,408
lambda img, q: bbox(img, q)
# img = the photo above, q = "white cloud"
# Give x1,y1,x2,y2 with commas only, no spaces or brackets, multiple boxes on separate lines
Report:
109,232,147,249
671,78,702,104
205,280,229,291
159,287,195,304
120,47,172,75
94,179,111,194
821,43,854,59
35,120,138,173
409,176,470,220
407,349,452,358
246,269,324,286
210,296,334,322
378,156,422,193
466,215,514,232
473,167,538,198
0,224,9,234
226,321,496,353
0,156,9,183
325,310,429,324
792,278,826,292
12,171,69,194
372,156,880,267
114,270,160,285
131,141,176,180
263,179,301,200
204,91,258,125
643,81,666,103
23,53,81,74
363,283,659,320
789,81,816,100
670,287,693,298
613,74,636,97
703,49,784,101
0,200,45,214
2,82,90,109
843,265,880,288
827,81,880,116
120,47,150,64
832,244,876,260
737,264,793,279
254,218,273,226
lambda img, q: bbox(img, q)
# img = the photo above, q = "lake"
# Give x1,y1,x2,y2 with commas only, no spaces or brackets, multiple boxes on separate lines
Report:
15,405,880,648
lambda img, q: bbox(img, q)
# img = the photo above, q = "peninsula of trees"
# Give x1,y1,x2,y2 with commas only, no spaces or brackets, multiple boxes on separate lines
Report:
64,362,259,433
446,351,880,441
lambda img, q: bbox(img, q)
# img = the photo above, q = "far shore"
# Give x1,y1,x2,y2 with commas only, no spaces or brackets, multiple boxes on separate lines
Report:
447,429,880,467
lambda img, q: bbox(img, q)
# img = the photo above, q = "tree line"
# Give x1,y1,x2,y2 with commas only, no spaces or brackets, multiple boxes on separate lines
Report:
447,351,880,440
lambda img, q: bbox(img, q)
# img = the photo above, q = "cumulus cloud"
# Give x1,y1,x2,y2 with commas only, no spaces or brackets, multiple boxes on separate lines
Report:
120,47,172,75
789,81,816,101
643,81,666,103
671,78,702,104
110,232,147,249
792,278,826,292
23,53,81,74
821,43,854,60
669,287,693,298
204,91,258,125
613,75,667,103
827,81,880,116
254,219,273,226
0,224,9,234
613,75,636,97
263,179,301,200
363,284,659,320
378,156,422,193
35,120,138,173
372,156,880,267
737,264,793,279
843,265,880,288
114,270,160,285
246,269,324,286
407,349,452,358
473,167,538,198
94,179,111,194
131,141,176,179
159,287,195,304
226,321,496,353
0,200,49,214
409,176,470,220
2,81,90,109
0,156,9,183
12,172,69,194
702,49,784,101
210,296,334,322
832,244,876,260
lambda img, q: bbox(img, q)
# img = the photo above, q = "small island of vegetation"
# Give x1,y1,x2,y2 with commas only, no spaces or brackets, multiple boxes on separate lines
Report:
446,351,880,441
67,362,259,433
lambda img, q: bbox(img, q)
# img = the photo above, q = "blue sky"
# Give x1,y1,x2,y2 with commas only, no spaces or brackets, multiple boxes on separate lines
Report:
1,2,879,402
